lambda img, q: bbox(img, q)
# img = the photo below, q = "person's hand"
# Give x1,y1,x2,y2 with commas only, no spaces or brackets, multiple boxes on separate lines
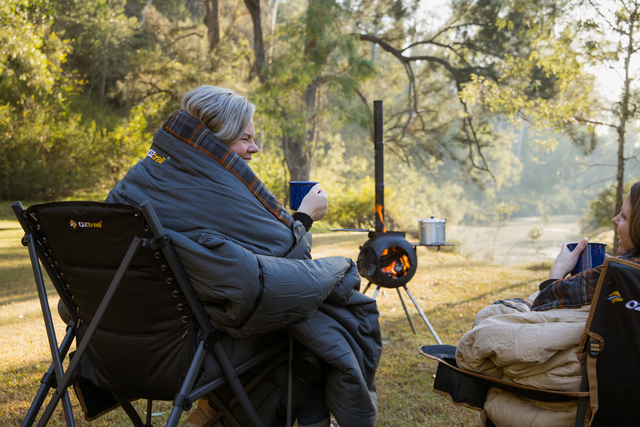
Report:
549,238,588,280
296,184,328,221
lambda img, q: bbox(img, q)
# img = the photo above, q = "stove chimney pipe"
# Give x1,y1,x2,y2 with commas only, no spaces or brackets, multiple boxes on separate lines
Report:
373,100,385,233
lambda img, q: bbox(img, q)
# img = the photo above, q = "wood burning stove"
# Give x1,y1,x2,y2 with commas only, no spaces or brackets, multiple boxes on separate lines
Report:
357,232,417,288
355,101,442,343
356,101,419,288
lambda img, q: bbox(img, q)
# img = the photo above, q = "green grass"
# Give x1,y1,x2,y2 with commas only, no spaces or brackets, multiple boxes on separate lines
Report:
0,207,549,426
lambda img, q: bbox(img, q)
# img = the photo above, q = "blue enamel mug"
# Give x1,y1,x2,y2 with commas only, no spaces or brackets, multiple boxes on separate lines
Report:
567,242,607,275
289,181,318,210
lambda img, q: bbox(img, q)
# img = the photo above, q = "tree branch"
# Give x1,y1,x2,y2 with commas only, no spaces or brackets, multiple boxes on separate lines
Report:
165,32,203,50
358,32,498,179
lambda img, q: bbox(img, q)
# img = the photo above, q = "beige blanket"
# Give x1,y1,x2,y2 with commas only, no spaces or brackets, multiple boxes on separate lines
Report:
457,299,589,427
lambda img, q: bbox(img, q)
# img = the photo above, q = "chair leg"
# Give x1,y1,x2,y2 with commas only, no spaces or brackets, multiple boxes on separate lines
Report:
166,339,211,427
34,236,144,423
21,365,56,427
575,362,590,427
208,393,244,427
25,235,76,427
34,389,76,427
146,400,153,427
207,352,291,427
287,335,293,427
112,393,145,427
211,341,267,427
201,351,291,427
22,325,77,427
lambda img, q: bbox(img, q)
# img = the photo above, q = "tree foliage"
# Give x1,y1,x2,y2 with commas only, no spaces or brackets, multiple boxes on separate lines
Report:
254,0,376,181
581,181,633,235
573,0,640,253
351,0,590,183
465,0,640,251
0,0,251,199
1,0,622,234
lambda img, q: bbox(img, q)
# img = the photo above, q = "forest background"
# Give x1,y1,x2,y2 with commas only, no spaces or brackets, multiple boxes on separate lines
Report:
3,0,640,248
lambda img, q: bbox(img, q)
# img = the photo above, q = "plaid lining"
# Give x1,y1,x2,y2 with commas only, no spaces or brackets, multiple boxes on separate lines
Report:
532,256,640,311
162,110,293,228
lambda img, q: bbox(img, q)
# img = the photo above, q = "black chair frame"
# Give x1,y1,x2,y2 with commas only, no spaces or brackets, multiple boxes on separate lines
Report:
12,200,293,427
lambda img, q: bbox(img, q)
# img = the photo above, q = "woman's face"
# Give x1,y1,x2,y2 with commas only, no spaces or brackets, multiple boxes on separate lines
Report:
613,193,634,255
229,119,258,164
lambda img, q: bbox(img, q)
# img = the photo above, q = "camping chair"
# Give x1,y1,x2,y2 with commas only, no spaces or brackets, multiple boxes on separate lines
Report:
12,200,295,427
419,257,640,427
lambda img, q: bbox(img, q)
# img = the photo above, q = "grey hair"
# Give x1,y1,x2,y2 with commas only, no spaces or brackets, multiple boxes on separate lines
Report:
180,85,256,146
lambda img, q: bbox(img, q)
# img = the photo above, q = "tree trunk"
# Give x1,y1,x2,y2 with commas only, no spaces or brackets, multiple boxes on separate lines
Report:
100,34,110,111
204,0,219,51
282,132,311,181
243,0,265,82
281,78,320,181
267,0,279,65
279,1,329,181
613,27,634,254
614,127,625,254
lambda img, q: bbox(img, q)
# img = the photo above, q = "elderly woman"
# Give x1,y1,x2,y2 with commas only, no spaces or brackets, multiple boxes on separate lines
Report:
179,85,328,230
109,85,327,258
106,86,381,427
453,182,640,427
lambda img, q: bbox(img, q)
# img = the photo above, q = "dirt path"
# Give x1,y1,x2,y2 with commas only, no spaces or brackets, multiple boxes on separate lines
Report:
313,215,592,266
449,214,587,265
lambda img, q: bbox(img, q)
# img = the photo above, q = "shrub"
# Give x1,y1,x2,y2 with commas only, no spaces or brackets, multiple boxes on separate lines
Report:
581,181,633,235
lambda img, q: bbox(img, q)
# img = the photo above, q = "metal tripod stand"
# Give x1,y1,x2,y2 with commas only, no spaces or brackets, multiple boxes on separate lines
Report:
362,281,442,344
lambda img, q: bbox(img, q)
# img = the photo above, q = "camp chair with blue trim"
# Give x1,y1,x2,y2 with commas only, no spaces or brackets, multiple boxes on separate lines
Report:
419,257,640,427
12,200,295,427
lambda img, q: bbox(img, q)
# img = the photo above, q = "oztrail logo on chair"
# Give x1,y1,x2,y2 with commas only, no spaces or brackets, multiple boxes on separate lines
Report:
607,291,624,304
607,291,640,311
69,220,102,229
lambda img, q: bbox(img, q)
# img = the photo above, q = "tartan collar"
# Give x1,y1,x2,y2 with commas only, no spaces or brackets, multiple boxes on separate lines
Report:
162,110,293,227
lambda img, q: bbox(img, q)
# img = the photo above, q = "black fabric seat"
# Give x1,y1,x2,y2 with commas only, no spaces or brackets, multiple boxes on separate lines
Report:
420,257,640,427
12,200,292,427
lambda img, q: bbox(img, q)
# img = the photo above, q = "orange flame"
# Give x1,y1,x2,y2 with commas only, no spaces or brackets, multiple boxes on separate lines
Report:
375,203,386,233
380,247,410,278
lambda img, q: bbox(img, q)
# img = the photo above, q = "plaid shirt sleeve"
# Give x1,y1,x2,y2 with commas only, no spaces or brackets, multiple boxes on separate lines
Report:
532,267,602,311
532,255,640,311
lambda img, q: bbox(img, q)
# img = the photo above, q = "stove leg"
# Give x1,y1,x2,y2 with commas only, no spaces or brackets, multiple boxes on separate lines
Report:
397,288,417,334
362,281,372,295
403,285,443,345
372,285,382,299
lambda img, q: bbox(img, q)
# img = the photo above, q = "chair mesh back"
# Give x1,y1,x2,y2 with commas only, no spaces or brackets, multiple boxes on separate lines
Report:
26,202,193,400
589,260,640,426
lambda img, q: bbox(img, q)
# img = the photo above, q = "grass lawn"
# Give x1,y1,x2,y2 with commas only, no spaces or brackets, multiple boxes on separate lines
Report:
0,202,550,426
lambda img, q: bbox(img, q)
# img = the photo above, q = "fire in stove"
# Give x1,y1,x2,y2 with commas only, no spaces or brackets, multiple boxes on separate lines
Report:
380,247,411,278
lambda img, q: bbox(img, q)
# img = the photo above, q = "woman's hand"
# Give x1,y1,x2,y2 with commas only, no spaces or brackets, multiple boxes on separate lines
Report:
549,238,588,280
296,184,328,221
